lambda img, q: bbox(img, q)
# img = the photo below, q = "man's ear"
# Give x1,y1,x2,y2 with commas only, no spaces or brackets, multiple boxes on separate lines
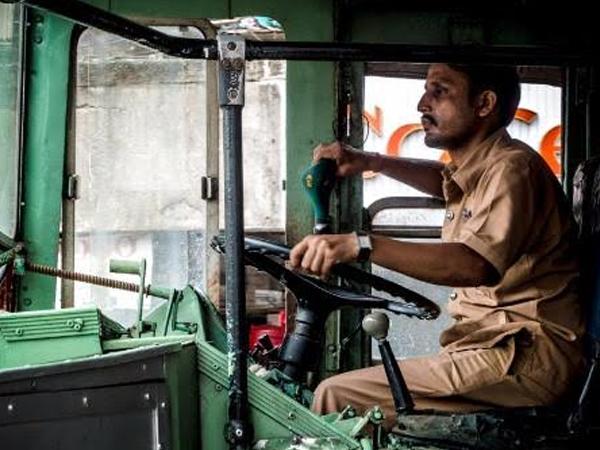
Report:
476,90,497,119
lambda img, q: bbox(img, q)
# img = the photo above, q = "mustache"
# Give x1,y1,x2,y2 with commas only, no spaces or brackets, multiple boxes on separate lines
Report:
421,114,437,126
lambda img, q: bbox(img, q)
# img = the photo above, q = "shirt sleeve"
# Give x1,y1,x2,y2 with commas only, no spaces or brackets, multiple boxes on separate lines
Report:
457,158,538,276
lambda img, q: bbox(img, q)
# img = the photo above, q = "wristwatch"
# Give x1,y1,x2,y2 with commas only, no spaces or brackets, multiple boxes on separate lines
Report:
355,232,372,263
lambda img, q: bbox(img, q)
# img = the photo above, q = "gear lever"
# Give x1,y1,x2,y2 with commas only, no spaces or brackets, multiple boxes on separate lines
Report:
301,158,337,234
362,312,414,414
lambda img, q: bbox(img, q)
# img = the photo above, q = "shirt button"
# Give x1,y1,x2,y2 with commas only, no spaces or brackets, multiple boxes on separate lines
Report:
445,210,455,221
449,292,457,301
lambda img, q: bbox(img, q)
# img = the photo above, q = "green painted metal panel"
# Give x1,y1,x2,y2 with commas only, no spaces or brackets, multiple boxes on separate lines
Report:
110,0,228,19
196,339,361,450
164,344,200,450
0,307,107,368
17,11,74,311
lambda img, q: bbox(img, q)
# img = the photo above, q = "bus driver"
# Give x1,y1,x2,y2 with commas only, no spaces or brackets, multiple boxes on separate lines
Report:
290,63,585,427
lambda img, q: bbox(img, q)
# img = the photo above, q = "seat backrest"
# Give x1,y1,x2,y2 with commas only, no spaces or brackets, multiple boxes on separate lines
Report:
568,157,600,431
573,157,600,343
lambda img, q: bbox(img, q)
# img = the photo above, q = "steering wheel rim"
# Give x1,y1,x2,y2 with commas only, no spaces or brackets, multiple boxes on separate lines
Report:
211,235,440,320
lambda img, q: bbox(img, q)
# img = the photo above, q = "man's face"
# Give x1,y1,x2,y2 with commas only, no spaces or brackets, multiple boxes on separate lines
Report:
417,64,479,150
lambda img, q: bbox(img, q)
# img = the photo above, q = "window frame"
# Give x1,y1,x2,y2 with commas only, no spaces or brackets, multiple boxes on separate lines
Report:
0,3,25,246
61,19,220,308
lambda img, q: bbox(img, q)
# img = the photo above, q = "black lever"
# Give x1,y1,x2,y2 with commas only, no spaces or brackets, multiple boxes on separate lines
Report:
362,312,414,414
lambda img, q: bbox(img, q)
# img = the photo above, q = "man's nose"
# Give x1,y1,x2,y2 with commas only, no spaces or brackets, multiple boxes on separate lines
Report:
417,93,430,113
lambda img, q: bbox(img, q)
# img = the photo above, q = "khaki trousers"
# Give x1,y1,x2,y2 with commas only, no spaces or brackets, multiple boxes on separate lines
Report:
312,338,579,428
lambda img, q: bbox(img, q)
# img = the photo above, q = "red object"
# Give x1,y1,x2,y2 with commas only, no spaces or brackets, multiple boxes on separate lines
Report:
249,310,286,348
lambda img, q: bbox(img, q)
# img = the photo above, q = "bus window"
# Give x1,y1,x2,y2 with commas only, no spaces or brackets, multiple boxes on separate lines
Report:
0,3,23,242
363,65,562,359
71,25,212,325
69,19,286,323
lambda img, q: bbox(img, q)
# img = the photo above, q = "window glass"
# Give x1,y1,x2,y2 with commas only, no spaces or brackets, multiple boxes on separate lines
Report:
364,76,563,216
74,26,208,325
0,4,22,240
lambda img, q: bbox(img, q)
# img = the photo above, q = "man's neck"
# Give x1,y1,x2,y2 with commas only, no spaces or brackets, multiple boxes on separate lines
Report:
448,126,500,167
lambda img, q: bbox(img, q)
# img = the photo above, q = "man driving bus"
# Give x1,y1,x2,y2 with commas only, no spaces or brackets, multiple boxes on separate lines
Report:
289,63,585,427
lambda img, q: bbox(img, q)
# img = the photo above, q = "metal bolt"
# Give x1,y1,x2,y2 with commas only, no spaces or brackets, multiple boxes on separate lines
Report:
222,59,232,70
235,428,243,438
33,35,43,44
228,89,239,100
141,363,147,371
160,402,167,409
82,396,89,407
66,320,74,327
15,328,23,336
212,363,220,370
227,41,237,51
233,59,244,70
287,411,296,420
144,393,151,401
7,403,14,412
215,384,223,391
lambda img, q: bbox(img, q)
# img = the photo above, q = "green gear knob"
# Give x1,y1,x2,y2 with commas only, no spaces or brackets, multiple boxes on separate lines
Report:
301,158,337,234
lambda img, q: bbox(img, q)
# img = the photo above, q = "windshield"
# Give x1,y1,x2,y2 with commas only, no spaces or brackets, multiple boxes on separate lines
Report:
0,3,23,242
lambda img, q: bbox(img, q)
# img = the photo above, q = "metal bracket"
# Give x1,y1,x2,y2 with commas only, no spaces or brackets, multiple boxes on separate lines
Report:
217,34,246,106
200,176,218,200
65,173,80,200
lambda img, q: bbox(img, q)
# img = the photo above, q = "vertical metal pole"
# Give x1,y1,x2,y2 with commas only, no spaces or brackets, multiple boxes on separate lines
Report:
218,35,251,449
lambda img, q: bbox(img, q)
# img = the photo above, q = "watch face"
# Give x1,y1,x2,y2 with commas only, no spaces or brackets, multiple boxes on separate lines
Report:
357,234,372,262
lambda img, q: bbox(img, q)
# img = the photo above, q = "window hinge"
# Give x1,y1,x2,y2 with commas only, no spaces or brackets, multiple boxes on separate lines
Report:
66,174,80,200
201,176,218,201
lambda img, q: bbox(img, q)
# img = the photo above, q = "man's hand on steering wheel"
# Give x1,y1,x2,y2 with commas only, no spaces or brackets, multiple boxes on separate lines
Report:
290,233,359,277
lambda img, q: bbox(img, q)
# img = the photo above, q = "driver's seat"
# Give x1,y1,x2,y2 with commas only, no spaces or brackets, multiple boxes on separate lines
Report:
392,158,600,449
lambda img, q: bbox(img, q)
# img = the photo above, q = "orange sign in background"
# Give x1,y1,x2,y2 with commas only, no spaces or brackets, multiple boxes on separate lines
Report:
363,107,562,177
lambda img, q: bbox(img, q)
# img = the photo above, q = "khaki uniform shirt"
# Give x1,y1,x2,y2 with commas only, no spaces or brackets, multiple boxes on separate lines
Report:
439,129,584,367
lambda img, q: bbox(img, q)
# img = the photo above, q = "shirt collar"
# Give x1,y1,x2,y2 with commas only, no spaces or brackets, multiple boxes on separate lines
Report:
442,128,510,195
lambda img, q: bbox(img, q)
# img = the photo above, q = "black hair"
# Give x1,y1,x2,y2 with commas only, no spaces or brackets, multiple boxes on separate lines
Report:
447,64,521,129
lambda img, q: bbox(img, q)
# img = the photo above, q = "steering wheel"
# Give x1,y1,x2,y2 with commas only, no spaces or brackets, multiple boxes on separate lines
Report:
211,235,440,381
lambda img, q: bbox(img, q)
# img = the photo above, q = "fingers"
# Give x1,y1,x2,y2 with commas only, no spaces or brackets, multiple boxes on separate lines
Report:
313,141,342,163
289,234,357,278
289,238,309,269
289,236,331,276
301,239,319,272
309,240,328,275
